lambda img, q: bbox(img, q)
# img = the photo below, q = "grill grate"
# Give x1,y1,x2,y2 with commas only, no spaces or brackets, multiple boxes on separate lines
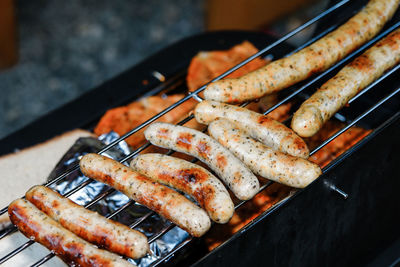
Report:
1,0,400,265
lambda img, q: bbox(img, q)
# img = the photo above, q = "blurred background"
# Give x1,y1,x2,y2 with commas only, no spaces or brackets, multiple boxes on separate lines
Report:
0,0,328,140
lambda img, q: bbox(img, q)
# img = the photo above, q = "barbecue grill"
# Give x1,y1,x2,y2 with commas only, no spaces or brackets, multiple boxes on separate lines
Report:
0,0,399,266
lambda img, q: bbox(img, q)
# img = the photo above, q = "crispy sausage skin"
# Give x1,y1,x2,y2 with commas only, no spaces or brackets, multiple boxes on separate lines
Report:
25,185,149,259
204,0,400,103
292,28,400,137
130,154,234,223
208,118,321,188
79,154,210,237
144,123,260,200
8,199,133,267
194,100,309,158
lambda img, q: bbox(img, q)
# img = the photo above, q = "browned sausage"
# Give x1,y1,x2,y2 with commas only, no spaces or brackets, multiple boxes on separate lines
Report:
25,185,149,259
8,198,133,267
79,153,211,237
130,154,234,223
208,118,322,188
204,0,399,103
292,28,400,137
144,122,260,200
194,100,309,158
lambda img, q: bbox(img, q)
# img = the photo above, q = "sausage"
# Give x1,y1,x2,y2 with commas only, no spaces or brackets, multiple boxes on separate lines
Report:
203,0,400,103
79,153,210,237
8,198,133,267
208,118,322,188
25,185,149,259
292,28,400,137
144,122,260,200
194,100,309,158
130,154,234,223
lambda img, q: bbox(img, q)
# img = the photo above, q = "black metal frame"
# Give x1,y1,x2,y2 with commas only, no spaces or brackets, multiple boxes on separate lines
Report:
192,112,400,267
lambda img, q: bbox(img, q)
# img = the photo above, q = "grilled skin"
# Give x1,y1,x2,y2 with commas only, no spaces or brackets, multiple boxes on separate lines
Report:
131,154,234,223
292,28,400,137
8,199,133,267
144,122,260,200
204,0,400,103
25,185,149,259
208,118,322,188
194,100,309,158
80,153,211,237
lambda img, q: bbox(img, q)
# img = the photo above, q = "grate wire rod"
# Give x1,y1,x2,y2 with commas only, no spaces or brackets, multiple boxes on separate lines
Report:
260,22,400,117
148,84,400,266
12,1,400,265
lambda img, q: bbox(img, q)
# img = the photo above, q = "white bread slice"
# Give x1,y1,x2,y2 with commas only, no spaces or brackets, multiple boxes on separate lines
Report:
0,129,94,230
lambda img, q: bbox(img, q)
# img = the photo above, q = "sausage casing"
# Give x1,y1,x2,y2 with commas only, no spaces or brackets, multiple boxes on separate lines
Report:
208,118,322,188
204,0,399,103
194,100,309,158
8,198,133,267
292,28,400,137
144,122,260,200
130,153,234,223
79,153,211,237
25,185,149,259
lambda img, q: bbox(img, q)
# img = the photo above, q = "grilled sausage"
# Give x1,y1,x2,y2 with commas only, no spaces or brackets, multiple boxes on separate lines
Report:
25,185,149,259
144,122,259,200
292,28,400,137
194,100,309,158
204,0,400,103
130,154,234,223
208,118,321,188
8,198,133,267
79,153,210,237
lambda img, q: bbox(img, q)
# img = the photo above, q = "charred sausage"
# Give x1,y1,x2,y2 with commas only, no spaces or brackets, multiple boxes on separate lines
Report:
130,154,234,223
8,198,133,267
79,153,211,237
144,122,260,200
25,185,149,259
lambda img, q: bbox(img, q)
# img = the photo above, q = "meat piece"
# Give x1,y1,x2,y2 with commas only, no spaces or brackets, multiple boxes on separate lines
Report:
208,118,321,188
204,0,399,103
187,41,268,94
25,185,149,259
144,122,260,200
194,100,309,158
130,154,234,223
94,95,198,149
8,199,133,267
79,153,211,237
292,28,400,137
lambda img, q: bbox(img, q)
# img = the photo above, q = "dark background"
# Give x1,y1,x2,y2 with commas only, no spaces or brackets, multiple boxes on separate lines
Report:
0,0,328,140
0,0,204,139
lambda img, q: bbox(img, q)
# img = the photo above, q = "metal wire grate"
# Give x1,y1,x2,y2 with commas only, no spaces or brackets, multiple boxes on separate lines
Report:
1,0,400,265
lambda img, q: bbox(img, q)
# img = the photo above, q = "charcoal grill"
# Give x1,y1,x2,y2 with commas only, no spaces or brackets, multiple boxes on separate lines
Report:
0,0,399,266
